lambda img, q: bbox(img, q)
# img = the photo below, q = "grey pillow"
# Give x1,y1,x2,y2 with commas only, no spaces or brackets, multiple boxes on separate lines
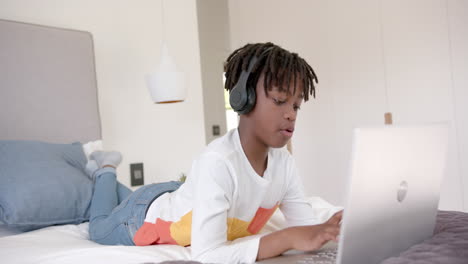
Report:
0,141,93,231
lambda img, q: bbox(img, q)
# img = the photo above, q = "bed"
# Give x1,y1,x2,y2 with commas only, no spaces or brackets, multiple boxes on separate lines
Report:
1,19,467,264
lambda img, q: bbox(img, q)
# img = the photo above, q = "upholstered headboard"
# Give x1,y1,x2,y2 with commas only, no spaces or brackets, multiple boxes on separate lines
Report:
0,19,101,143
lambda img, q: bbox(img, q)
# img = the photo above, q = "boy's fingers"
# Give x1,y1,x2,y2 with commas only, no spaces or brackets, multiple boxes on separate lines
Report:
326,226,340,237
328,211,343,225
324,232,337,243
334,210,344,219
335,210,344,220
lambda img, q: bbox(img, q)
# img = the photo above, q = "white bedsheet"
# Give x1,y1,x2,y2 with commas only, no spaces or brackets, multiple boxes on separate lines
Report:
0,223,191,264
0,197,340,264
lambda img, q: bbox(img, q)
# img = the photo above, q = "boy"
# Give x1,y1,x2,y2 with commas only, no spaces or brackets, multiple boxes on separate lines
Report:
87,42,342,263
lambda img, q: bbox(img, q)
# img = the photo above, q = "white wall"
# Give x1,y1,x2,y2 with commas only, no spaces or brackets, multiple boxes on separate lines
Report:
0,0,207,187
379,0,464,211
229,0,468,211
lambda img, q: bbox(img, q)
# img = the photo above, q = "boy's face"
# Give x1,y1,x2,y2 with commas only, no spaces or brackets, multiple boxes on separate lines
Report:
246,72,304,148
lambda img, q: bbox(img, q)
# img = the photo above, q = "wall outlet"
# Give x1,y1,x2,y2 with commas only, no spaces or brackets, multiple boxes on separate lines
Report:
130,163,144,186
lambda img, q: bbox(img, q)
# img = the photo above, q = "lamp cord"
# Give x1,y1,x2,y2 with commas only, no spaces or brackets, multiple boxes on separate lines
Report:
378,0,390,115
161,0,166,43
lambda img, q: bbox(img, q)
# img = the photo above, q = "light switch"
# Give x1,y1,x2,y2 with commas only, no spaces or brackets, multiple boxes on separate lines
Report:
130,163,144,186
212,125,220,136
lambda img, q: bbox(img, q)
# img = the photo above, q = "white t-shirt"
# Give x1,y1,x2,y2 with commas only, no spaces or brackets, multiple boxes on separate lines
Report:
133,129,318,263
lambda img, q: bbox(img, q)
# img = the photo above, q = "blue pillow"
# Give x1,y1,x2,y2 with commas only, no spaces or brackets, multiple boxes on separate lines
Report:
0,141,93,231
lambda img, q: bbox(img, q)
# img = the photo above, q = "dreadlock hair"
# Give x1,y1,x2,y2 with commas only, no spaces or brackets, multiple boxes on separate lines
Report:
224,42,318,102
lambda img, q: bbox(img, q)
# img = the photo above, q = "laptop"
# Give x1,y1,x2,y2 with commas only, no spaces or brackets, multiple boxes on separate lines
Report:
257,123,449,264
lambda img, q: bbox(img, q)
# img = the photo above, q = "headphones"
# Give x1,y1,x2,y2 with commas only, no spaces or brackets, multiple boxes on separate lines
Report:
229,56,259,115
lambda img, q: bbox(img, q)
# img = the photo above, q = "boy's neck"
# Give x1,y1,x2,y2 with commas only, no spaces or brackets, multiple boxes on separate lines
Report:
237,125,269,177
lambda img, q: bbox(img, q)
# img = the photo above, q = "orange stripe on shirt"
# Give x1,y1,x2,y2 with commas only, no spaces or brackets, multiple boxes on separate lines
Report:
133,218,178,246
247,204,279,234
134,203,278,246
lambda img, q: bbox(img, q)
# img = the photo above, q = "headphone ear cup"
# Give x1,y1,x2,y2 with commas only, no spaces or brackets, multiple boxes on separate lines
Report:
229,71,249,113
229,85,244,112
238,83,256,115
229,55,259,114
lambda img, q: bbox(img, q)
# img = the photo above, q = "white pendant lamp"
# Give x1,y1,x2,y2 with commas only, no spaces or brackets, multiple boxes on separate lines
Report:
146,0,186,104
146,43,186,104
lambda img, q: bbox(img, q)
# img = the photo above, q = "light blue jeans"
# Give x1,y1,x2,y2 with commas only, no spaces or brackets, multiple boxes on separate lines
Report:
88,167,182,245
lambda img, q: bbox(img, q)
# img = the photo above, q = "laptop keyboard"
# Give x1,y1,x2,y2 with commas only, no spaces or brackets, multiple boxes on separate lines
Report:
295,248,338,264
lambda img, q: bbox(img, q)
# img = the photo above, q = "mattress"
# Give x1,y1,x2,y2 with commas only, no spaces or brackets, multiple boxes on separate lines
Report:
2,205,467,264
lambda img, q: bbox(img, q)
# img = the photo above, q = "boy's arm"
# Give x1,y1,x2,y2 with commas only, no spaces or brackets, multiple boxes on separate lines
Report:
254,154,342,261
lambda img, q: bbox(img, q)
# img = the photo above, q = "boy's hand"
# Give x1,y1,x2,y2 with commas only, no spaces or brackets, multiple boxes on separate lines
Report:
257,210,343,261
287,210,343,252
